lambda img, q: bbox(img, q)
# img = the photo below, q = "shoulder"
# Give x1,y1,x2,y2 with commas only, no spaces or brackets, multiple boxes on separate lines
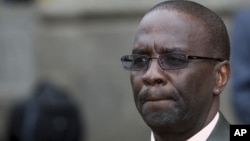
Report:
207,113,230,141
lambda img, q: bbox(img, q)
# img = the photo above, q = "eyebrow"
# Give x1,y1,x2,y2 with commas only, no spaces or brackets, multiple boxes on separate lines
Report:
132,48,147,54
160,47,186,53
132,47,187,54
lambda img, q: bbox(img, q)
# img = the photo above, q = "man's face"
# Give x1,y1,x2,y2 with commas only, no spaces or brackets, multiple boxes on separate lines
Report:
131,10,217,132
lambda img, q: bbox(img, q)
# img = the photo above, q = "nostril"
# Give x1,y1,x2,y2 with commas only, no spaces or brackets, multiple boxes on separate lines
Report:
143,79,151,86
143,78,164,86
155,79,163,84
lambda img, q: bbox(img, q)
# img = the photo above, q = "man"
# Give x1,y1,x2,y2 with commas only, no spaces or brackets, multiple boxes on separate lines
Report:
121,1,230,141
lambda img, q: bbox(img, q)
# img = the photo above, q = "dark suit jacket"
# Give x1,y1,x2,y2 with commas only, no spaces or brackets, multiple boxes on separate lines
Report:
207,112,230,141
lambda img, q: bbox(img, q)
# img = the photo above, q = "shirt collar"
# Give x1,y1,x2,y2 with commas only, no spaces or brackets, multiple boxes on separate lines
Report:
151,112,219,141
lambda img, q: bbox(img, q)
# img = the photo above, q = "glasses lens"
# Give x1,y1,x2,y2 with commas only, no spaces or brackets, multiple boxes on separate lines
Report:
133,55,149,70
121,55,133,70
121,55,149,70
160,53,187,69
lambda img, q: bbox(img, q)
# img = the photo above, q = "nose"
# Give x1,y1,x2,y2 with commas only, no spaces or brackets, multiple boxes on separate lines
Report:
142,59,167,87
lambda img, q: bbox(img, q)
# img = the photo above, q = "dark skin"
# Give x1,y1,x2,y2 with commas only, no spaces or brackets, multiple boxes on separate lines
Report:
130,10,230,141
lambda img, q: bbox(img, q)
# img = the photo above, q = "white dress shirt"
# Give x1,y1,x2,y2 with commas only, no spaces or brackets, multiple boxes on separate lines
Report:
151,112,219,141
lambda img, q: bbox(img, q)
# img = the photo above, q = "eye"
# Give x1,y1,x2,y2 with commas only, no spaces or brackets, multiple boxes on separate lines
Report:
134,56,148,64
161,53,187,69
132,55,149,69
169,55,185,63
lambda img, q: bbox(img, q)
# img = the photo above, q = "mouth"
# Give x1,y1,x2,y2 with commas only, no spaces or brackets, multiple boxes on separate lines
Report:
136,88,183,117
138,88,178,105
143,98,176,107
146,96,175,101
143,99,172,105
140,93,177,106
140,97,177,114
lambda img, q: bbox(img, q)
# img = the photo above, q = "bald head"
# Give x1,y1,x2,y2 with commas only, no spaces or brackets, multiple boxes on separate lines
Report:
145,0,230,60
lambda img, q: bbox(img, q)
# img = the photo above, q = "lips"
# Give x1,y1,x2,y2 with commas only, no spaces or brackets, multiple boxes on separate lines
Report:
139,87,177,104
146,97,172,102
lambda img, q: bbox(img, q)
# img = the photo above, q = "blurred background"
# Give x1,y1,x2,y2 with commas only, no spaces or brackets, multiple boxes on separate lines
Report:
0,0,249,141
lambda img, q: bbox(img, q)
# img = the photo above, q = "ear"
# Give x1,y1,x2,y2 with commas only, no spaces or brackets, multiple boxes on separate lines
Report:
213,61,230,95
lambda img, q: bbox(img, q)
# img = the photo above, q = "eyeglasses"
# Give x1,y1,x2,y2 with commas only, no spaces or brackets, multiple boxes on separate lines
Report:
121,53,224,71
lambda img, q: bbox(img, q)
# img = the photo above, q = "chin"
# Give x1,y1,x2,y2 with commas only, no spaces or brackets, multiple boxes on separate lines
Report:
142,110,180,129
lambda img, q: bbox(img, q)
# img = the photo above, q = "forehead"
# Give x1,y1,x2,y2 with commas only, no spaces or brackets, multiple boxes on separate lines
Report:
133,10,209,55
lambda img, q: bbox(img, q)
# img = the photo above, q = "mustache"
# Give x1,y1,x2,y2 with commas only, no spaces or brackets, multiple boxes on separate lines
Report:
138,87,179,104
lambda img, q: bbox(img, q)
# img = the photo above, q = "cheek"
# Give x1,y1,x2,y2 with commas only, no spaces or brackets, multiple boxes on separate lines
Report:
130,72,144,110
177,68,214,108
130,72,143,96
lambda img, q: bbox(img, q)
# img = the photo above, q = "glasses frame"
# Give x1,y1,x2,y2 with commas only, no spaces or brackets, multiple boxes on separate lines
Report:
121,53,224,71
